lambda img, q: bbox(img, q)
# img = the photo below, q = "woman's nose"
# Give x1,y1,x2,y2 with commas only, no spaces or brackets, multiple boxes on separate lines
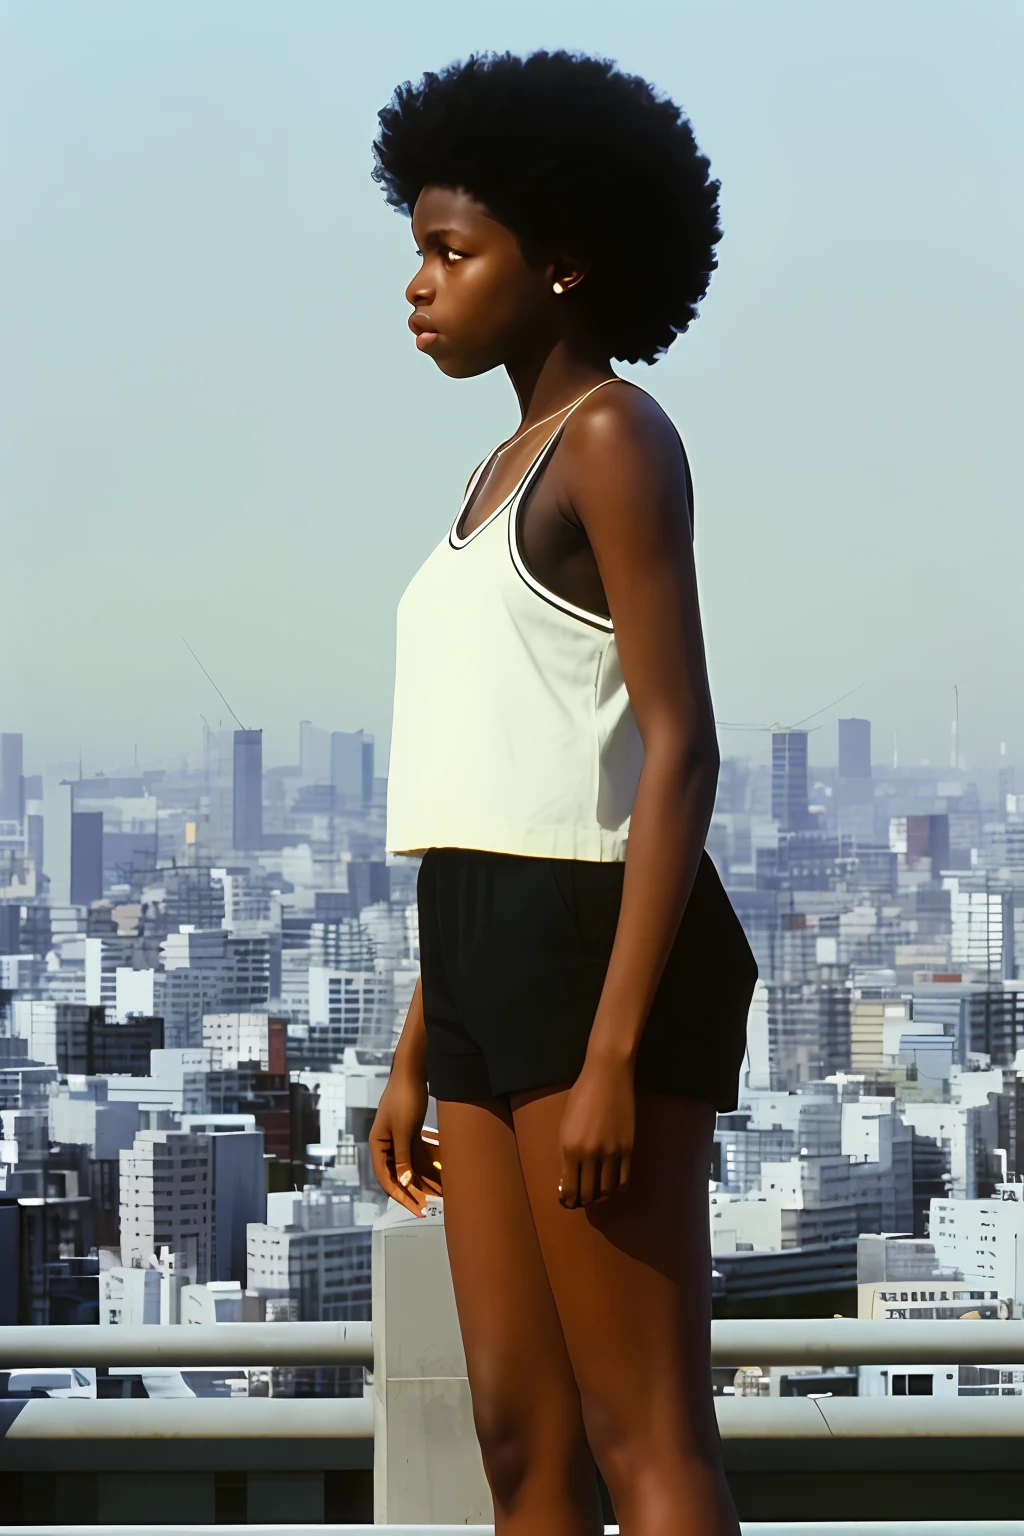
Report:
405,265,433,307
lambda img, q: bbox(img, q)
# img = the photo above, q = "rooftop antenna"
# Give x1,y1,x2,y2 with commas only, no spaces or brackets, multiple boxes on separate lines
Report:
182,638,247,731
952,675,967,771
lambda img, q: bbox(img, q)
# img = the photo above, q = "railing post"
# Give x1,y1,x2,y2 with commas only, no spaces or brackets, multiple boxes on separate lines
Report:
371,1197,492,1524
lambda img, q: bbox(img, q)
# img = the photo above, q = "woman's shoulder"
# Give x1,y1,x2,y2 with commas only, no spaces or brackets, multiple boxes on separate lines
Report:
561,378,692,523
566,378,684,463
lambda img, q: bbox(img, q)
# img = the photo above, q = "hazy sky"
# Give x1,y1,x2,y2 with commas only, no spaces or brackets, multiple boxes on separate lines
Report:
2,0,1021,785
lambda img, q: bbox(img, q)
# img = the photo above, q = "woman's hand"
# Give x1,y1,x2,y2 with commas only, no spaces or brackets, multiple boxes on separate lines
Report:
369,1061,431,1217
557,1054,635,1208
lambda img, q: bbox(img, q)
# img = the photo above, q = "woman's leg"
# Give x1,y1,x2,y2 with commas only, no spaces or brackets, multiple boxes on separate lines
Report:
436,1094,605,1536
509,1086,739,1536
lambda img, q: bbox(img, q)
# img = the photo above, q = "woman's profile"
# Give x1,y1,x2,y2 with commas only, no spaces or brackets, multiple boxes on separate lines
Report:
369,48,758,1535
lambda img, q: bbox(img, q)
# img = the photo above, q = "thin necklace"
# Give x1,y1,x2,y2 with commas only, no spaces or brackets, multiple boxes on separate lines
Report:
491,377,619,461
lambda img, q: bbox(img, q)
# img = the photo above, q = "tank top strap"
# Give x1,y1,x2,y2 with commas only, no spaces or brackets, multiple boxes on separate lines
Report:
504,376,624,514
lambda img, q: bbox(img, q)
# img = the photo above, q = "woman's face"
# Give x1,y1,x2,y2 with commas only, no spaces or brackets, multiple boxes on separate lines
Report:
406,184,556,378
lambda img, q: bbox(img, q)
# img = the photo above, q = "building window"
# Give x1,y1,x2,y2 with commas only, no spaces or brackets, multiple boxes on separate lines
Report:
891,1374,933,1396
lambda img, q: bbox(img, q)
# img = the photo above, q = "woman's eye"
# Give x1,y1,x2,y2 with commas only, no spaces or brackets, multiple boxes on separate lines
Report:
445,249,465,263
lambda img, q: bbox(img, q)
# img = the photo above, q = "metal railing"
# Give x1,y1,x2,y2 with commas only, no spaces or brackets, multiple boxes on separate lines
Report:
5,1523,1024,1535
4,1316,1024,1369
2,1394,1023,1442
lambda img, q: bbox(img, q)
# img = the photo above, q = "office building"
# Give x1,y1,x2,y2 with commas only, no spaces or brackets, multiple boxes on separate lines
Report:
0,735,24,822
771,730,810,832
119,1129,214,1283
838,719,872,782
247,1190,371,1322
299,721,331,783
70,812,103,906
178,1117,266,1283
232,729,263,851
330,730,374,809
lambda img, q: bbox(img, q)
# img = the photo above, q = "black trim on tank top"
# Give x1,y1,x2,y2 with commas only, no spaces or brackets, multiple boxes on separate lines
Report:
506,411,695,632
448,383,695,628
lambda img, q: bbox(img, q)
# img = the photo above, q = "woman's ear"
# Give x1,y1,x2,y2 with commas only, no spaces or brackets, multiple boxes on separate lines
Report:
547,255,588,294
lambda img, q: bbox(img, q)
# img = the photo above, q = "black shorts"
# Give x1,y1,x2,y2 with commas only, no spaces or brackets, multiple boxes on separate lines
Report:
417,846,758,1112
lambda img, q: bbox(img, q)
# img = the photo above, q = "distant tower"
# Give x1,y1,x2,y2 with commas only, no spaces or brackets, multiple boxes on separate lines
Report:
837,718,874,842
771,730,809,832
299,720,331,783
70,811,104,906
232,730,263,851
330,729,375,809
0,734,24,821
838,718,872,781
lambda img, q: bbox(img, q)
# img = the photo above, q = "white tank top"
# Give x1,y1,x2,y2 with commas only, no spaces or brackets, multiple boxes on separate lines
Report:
385,379,646,861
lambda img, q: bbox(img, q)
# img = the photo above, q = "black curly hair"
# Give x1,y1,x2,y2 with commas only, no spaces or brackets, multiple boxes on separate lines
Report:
371,50,722,367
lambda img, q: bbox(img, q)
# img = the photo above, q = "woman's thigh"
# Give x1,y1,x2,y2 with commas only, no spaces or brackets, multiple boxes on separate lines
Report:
435,1095,590,1454
508,1086,720,1465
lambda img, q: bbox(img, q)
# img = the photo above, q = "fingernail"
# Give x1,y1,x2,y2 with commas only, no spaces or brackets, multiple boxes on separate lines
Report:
399,1169,412,1187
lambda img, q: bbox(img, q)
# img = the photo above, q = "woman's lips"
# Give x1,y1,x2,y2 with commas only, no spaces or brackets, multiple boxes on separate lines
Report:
409,313,439,348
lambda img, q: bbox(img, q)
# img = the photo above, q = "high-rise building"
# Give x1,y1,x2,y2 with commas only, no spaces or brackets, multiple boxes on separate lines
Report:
348,859,390,914
330,730,374,808
119,1130,215,1283
178,1118,267,1283
232,729,263,851
838,718,874,841
299,721,331,783
0,735,24,822
9,1001,162,1073
70,811,103,906
838,718,872,781
0,905,19,955
771,730,809,832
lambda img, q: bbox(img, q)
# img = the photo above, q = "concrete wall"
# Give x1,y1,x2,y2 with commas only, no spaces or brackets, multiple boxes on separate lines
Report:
371,1199,491,1524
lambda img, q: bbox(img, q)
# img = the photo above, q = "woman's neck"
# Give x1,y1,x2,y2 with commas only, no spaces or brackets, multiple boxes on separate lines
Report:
505,342,615,432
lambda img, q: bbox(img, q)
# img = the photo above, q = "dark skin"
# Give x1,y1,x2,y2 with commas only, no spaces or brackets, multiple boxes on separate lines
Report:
370,186,737,1535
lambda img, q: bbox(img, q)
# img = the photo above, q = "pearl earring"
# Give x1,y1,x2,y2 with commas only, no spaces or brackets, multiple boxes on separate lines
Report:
552,281,564,294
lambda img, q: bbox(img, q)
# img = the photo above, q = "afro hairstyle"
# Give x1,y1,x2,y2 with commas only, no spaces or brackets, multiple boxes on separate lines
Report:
371,49,722,366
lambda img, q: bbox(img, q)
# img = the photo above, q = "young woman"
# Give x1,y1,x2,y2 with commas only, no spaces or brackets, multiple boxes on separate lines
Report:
368,50,758,1536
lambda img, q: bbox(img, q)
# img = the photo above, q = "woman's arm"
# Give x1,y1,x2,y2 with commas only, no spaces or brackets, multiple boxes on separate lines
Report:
555,384,720,1205
369,974,432,1215
393,974,428,1079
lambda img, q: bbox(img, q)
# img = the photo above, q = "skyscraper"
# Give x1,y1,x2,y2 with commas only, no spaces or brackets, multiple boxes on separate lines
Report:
838,717,874,842
771,730,809,832
232,729,263,851
299,720,331,783
839,718,872,781
0,734,24,822
70,811,103,906
330,729,374,808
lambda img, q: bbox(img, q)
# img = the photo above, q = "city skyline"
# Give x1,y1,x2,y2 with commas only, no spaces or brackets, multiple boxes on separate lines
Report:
2,1,1020,774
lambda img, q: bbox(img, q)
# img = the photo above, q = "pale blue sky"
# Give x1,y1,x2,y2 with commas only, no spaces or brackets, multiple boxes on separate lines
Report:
2,0,1021,783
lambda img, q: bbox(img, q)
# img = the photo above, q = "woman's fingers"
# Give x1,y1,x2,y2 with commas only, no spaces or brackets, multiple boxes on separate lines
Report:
557,1150,579,1208
578,1154,599,1207
597,1154,621,1201
558,1150,633,1207
369,1121,425,1216
392,1130,426,1215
